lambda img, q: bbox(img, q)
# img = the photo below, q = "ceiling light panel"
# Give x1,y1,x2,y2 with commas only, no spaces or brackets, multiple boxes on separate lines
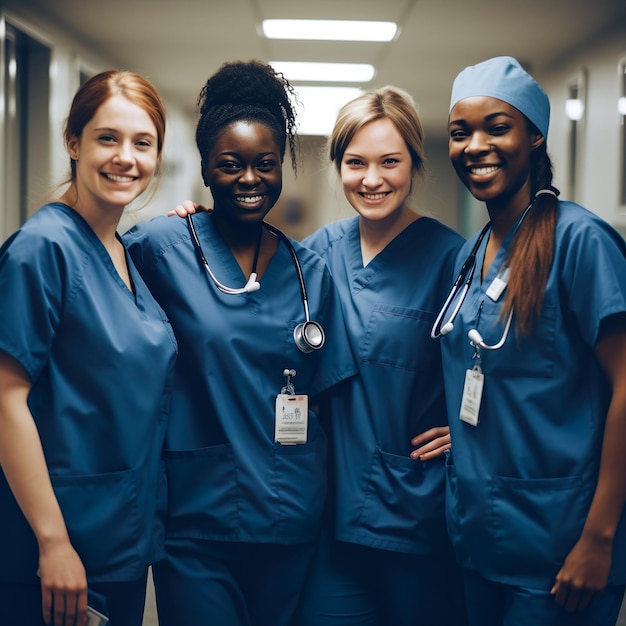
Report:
270,61,375,83
262,19,397,42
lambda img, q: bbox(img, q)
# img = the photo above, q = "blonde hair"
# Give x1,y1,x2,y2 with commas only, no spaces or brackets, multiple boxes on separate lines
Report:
328,86,426,177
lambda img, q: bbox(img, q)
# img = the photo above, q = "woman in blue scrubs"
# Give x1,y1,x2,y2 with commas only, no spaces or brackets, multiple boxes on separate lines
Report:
435,56,626,625
123,60,356,626
0,71,177,626
296,86,467,626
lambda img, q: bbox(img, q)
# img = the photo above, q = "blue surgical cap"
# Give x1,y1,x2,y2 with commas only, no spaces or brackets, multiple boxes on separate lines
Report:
449,56,550,138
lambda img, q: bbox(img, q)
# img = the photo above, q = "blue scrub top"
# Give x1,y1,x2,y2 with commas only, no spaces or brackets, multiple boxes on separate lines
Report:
441,201,626,587
303,216,464,554
123,213,356,544
0,203,177,584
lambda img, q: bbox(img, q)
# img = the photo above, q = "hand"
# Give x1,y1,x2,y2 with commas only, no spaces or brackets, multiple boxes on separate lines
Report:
550,532,612,612
38,540,88,626
410,426,450,461
166,200,210,218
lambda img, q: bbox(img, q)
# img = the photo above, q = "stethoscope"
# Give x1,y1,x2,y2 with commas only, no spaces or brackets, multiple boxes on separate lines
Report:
186,214,326,354
430,198,539,350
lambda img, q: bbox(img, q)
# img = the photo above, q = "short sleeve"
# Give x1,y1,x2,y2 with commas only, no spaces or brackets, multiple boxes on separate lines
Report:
0,229,68,380
559,214,626,347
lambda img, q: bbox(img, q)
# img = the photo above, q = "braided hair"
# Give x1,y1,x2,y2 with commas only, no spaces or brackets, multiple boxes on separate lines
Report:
195,60,299,183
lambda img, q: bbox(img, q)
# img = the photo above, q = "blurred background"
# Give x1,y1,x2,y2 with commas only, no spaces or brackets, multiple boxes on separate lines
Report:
1,0,626,245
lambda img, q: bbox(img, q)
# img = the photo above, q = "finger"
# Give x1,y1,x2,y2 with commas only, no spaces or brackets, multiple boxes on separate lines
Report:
577,590,595,611
42,587,52,624
53,592,66,626
63,593,79,626
564,589,582,613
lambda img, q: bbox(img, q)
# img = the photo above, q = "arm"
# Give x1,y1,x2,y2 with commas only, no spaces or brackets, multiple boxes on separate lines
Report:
0,352,87,626
551,324,626,612
410,426,451,461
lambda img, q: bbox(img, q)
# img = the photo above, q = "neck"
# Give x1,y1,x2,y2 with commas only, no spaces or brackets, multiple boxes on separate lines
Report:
359,205,420,265
59,188,123,246
485,189,533,241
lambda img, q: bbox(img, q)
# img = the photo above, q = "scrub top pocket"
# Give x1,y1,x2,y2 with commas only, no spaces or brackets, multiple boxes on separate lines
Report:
357,448,448,553
163,443,240,540
359,304,436,372
489,473,593,583
52,468,141,578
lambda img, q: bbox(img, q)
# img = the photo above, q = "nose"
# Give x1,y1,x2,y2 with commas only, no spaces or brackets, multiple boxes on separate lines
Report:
113,140,135,165
465,131,490,155
240,165,260,186
362,165,382,187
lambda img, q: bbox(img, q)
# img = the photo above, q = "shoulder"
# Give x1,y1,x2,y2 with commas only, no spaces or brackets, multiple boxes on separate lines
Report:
555,201,626,254
415,217,465,252
301,216,357,258
122,213,191,264
0,203,89,267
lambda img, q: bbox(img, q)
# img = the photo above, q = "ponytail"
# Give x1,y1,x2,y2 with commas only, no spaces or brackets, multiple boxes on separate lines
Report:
502,140,559,335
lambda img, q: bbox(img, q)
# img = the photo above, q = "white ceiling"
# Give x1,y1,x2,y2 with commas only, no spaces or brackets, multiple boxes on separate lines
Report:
9,0,626,138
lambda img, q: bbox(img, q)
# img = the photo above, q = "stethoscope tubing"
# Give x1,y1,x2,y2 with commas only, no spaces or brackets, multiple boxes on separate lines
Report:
186,214,324,352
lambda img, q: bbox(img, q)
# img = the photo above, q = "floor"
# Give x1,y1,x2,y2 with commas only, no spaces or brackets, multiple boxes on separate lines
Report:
141,569,626,625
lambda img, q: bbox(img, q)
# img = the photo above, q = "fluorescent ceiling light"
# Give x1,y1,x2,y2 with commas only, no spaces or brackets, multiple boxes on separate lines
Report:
270,61,375,83
294,86,363,136
262,19,397,42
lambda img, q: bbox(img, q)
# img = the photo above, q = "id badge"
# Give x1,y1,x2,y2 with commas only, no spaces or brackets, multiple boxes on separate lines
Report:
459,366,484,426
275,394,308,444
486,266,509,302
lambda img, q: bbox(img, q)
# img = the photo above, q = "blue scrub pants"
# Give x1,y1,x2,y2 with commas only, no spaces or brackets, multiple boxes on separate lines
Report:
296,527,468,626
463,567,625,626
152,537,316,626
0,574,147,626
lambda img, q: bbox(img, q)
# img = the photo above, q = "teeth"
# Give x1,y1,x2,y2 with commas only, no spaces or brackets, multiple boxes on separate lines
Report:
470,166,499,176
362,193,388,200
236,195,263,204
106,174,135,182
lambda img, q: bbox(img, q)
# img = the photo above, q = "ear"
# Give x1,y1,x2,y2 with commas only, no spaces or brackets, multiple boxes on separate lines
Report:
67,136,79,160
530,133,545,151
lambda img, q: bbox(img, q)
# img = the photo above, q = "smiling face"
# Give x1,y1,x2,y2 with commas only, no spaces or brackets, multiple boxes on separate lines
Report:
67,94,159,214
448,96,544,212
204,120,283,227
340,118,415,223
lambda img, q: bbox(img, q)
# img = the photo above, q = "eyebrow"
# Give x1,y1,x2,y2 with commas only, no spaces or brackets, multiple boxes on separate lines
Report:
449,111,516,126
92,126,157,138
343,151,404,158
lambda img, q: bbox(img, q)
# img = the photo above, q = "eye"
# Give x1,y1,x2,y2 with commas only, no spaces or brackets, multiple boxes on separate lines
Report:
135,138,153,149
344,158,364,167
99,134,117,143
449,128,468,140
257,159,277,171
382,158,399,166
217,160,241,172
490,123,510,135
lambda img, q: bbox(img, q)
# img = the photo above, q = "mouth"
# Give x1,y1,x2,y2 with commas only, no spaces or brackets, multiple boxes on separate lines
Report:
102,173,137,183
359,191,390,201
235,195,264,205
467,165,500,177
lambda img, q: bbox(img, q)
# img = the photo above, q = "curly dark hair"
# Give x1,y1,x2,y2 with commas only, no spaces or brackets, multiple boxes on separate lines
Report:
195,60,299,180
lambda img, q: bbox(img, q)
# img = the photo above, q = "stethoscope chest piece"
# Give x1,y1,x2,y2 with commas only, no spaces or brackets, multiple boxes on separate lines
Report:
293,320,325,353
